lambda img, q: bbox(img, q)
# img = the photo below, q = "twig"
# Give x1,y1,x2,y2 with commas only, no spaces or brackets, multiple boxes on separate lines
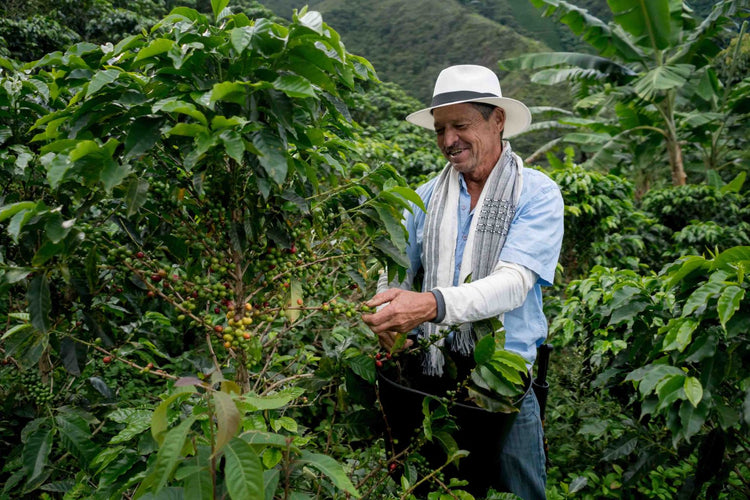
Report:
261,373,313,396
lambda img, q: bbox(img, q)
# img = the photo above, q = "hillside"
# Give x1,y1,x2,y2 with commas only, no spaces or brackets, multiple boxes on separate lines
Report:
258,0,556,107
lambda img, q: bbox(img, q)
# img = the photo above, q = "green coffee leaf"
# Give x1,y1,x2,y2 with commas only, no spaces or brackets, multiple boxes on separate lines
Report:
272,75,315,98
297,450,360,497
253,130,288,184
93,447,139,486
0,201,36,222
373,204,406,252
108,409,152,444
684,376,703,408
55,411,98,464
184,468,213,500
149,415,198,493
44,212,74,244
124,117,163,159
86,69,120,98
124,177,150,217
263,469,280,500
387,185,426,212
210,81,248,106
151,386,197,445
213,391,240,454
656,374,686,411
717,285,744,329
28,274,51,333
153,99,208,126
240,430,295,451
625,364,683,396
661,317,698,352
679,399,708,443
348,354,376,384
211,0,230,20
134,39,174,62
224,438,264,500
220,130,244,164
473,334,495,365
240,387,305,411
22,427,53,485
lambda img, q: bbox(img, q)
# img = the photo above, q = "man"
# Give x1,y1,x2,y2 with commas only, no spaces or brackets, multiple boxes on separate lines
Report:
362,65,564,499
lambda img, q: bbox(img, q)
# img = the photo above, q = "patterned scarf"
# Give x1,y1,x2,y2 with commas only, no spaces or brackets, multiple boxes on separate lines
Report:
420,142,521,375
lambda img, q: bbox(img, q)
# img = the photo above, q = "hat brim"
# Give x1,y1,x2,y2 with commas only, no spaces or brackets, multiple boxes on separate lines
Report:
405,96,532,138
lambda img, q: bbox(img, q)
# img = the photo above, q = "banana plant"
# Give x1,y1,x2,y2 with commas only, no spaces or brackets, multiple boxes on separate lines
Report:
501,0,749,190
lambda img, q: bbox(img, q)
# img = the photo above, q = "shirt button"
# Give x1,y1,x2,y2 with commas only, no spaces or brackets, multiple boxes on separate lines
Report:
462,235,468,241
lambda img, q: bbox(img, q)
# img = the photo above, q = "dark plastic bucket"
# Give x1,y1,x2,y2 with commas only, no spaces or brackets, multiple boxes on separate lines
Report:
377,356,530,494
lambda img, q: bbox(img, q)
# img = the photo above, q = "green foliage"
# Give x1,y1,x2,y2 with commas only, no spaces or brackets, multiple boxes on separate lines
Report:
543,151,749,497
3,1,750,497
641,182,749,232
350,81,445,187
0,16,81,61
0,0,280,62
640,181,750,258
547,248,750,498
262,0,563,110
468,328,528,412
502,0,750,189
0,4,428,497
545,149,667,277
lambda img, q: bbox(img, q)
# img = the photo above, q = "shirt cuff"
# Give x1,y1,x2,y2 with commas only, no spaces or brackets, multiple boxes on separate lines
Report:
430,289,446,323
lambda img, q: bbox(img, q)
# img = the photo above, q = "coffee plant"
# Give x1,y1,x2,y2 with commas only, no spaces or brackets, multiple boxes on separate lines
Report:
0,1,430,497
546,247,750,498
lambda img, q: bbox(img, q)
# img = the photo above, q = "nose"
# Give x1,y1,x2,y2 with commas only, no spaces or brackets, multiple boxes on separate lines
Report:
442,126,459,148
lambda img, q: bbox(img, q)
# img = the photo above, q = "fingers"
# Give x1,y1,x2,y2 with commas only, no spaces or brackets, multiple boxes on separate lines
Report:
376,330,414,352
376,330,396,350
362,290,436,334
365,288,402,308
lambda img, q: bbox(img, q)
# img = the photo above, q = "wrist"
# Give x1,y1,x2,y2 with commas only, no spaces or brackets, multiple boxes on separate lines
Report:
429,289,445,323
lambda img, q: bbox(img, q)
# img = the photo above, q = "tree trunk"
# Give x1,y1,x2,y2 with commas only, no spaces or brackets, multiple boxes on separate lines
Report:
667,135,687,186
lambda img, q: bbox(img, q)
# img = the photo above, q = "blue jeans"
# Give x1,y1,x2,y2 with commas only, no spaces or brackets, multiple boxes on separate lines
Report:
497,388,547,499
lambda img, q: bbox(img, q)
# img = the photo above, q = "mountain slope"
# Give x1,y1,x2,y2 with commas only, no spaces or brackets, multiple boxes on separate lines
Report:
259,0,552,106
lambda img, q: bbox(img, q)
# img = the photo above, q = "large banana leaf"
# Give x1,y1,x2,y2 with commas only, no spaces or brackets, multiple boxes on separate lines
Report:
672,0,748,64
499,52,637,84
607,0,680,51
530,0,643,61
632,64,693,100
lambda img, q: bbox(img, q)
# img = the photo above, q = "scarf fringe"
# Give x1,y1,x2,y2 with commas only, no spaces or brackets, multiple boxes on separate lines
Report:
422,345,445,376
453,324,475,356
421,325,475,377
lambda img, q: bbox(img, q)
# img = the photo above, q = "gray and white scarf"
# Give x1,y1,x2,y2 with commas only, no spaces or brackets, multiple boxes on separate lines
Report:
420,141,522,375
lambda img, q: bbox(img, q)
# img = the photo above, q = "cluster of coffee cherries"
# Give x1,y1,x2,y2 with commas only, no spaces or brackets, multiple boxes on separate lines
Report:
18,369,55,407
321,299,374,318
209,301,265,367
217,302,259,348
373,350,392,368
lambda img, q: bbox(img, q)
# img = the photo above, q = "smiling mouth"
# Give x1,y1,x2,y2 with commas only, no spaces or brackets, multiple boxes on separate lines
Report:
447,148,465,159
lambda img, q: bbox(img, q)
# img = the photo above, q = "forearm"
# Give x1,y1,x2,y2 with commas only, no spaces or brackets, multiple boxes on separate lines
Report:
434,260,536,325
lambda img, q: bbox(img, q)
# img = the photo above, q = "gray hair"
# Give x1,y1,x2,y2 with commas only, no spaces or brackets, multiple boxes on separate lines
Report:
470,102,504,140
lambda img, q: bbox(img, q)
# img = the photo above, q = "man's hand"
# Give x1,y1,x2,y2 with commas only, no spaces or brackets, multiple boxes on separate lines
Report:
361,289,437,350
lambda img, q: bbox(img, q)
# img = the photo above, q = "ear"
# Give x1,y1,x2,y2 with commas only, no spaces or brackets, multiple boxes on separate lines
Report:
493,107,506,131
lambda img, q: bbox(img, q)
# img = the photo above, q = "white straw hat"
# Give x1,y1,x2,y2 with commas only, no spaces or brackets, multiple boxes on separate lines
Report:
406,65,532,138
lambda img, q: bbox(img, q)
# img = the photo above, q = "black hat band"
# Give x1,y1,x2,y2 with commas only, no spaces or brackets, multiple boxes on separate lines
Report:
430,90,500,107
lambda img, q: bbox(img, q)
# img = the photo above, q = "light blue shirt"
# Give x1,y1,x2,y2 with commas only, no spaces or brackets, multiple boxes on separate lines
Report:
403,164,564,364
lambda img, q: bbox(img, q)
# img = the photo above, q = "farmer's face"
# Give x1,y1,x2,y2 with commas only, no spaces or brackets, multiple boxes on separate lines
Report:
433,103,505,178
